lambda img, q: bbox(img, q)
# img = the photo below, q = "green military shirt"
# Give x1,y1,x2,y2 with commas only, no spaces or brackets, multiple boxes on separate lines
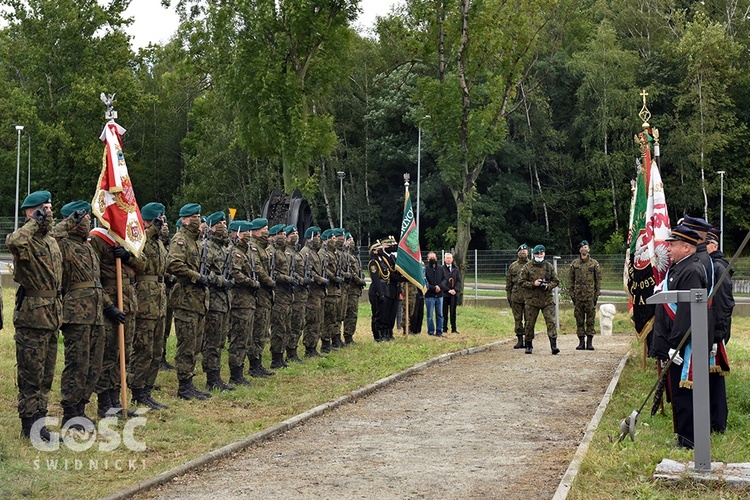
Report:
229,239,259,309
568,255,602,302
206,234,231,313
519,258,559,308
506,256,529,306
167,224,209,314
135,224,168,319
320,243,341,296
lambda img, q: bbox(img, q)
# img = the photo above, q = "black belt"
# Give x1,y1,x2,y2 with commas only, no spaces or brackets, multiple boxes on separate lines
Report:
25,289,61,298
136,275,164,283
102,278,136,287
68,280,101,291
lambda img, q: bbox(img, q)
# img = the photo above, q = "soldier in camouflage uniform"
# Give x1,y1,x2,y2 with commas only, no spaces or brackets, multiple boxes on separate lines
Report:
519,245,560,355
248,218,276,377
167,203,213,400
160,217,176,370
51,201,119,428
268,224,294,369
301,226,327,357
343,232,366,344
201,212,235,391
320,229,343,352
333,228,349,347
568,240,601,351
286,225,306,362
227,221,257,386
7,191,62,441
131,202,170,409
506,244,530,349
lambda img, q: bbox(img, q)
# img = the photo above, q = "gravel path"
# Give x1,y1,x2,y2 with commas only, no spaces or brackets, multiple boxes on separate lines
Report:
145,334,631,499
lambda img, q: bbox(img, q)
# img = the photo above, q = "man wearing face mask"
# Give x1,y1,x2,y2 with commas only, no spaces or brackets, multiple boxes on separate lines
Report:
200,212,235,392
268,223,294,369
424,251,447,336
519,245,560,355
343,232,366,345
300,226,327,357
569,240,601,351
248,218,276,377
506,244,529,348
226,220,257,386
7,191,63,442
130,202,171,409
319,229,341,352
286,225,306,361
167,203,212,400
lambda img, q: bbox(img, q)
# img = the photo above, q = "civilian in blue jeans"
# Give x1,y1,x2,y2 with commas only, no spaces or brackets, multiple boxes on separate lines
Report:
424,252,447,336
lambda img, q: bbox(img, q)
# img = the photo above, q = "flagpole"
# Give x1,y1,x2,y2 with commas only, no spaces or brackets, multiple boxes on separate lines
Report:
116,258,128,412
403,174,410,337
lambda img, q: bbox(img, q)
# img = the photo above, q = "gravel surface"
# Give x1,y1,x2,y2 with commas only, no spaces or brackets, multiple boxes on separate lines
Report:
146,334,631,499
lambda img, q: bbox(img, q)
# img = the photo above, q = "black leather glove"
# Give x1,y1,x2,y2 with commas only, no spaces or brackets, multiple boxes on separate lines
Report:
71,209,88,224
32,208,47,226
113,245,131,261
197,275,209,287
103,304,126,324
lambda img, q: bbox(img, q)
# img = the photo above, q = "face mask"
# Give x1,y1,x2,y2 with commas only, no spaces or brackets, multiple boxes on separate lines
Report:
187,217,200,231
289,235,298,247
534,256,544,263
214,224,227,237
429,258,437,265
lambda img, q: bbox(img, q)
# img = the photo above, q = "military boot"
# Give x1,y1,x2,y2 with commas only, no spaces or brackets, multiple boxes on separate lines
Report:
320,339,332,353
344,336,355,346
31,411,52,442
304,346,321,358
228,365,252,386
331,335,344,349
97,391,113,418
270,352,288,369
62,402,85,431
550,337,560,355
576,336,586,350
249,357,275,378
373,330,382,342
586,335,595,351
159,355,175,371
525,339,533,354
132,388,161,410
145,386,170,409
77,399,91,422
188,379,212,400
177,379,195,400
21,414,51,442
513,335,525,349
286,348,304,363
206,370,236,392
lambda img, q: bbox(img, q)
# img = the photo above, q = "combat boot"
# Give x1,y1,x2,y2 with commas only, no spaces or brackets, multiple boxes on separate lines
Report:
344,336,355,345
513,335,525,349
576,336,586,350
31,411,52,442
550,337,560,355
373,330,382,342
159,355,175,371
132,388,161,410
286,348,304,363
305,346,321,358
586,335,595,351
228,365,252,386
270,352,288,369
20,416,34,439
331,335,344,349
145,386,170,409
249,357,275,378
177,379,195,400
188,379,212,400
62,402,85,431
97,390,113,418
77,399,91,422
320,339,332,353
525,339,533,354
206,370,236,392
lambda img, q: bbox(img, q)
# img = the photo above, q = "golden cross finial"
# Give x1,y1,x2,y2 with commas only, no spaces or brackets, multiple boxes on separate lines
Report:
638,89,651,128
640,89,648,106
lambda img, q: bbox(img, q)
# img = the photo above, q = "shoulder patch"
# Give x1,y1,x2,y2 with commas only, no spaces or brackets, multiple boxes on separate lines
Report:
177,241,185,246
236,253,243,258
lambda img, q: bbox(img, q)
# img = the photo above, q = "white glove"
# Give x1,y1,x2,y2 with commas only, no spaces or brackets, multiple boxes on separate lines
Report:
668,348,683,366
711,343,718,358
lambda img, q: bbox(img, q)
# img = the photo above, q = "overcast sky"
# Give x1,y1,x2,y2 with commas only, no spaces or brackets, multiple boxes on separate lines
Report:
124,0,399,50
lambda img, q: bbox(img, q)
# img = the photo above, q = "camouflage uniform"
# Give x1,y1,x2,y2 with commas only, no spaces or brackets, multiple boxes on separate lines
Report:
161,226,176,369
202,233,232,377
167,224,210,396
320,240,342,352
133,224,169,403
227,237,258,384
343,247,366,344
288,243,308,359
506,255,529,339
269,238,294,368
51,216,110,421
568,255,601,337
7,218,63,423
519,259,559,347
249,234,275,374
301,240,326,356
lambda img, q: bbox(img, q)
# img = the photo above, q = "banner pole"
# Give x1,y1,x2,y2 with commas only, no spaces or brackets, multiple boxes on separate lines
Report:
116,258,128,413
404,283,410,336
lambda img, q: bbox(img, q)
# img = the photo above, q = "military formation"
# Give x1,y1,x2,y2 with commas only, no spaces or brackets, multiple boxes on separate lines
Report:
4,191,369,443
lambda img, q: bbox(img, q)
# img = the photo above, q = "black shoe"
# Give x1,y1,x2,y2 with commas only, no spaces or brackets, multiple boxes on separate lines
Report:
270,352,288,369
434,332,443,337
286,350,304,362
525,340,533,354
132,388,163,410
177,380,195,400
97,391,113,418
228,366,252,386
586,335,595,351
304,347,321,358
513,335,525,349
550,337,560,355
451,330,459,334
344,337,355,346
249,358,275,378
160,358,175,371
576,336,586,350
145,388,170,409
190,381,212,400
320,340,332,353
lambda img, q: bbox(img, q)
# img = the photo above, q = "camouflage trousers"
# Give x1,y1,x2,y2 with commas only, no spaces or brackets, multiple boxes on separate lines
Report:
131,316,165,389
524,303,557,342
173,308,206,382
60,323,105,406
511,299,526,336
322,293,342,342
343,291,361,341
228,306,255,369
95,312,135,394
163,300,174,360
289,289,308,352
249,305,271,361
573,299,597,336
15,327,58,417
202,309,230,373
304,288,325,349
270,289,293,354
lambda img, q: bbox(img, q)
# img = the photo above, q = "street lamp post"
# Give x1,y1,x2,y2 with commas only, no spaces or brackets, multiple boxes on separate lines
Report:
416,115,430,231
27,131,31,196
337,171,346,228
15,125,24,231
717,170,725,252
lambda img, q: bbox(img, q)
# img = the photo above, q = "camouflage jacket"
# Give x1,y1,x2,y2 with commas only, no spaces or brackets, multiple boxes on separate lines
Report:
250,235,274,308
270,241,293,290
320,244,341,296
506,257,529,305
300,243,325,291
519,259,559,308
6,218,63,330
345,249,366,291
135,225,168,319
50,217,111,325
229,239,259,310
206,234,231,313
167,224,209,314
568,256,602,302
89,232,145,315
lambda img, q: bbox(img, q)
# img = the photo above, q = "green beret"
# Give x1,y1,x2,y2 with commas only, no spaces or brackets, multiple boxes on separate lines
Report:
140,202,165,221
248,218,268,230
345,232,352,240
285,225,298,235
175,219,182,228
578,240,589,249
229,220,250,232
321,229,332,240
532,244,545,254
179,203,201,217
304,226,321,238
21,190,52,209
333,228,345,237
269,223,286,236
206,211,226,227
60,200,91,217
517,243,528,251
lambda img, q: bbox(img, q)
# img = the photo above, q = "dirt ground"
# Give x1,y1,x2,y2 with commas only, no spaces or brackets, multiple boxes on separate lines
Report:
145,334,631,499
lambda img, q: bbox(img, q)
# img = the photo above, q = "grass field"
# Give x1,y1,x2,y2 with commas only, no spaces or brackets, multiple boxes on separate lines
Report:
0,290,748,498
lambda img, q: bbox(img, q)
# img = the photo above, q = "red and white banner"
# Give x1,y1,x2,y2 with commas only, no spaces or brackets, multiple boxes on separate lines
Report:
91,121,146,257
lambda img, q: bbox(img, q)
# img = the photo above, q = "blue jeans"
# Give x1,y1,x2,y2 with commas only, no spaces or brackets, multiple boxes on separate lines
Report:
425,296,444,335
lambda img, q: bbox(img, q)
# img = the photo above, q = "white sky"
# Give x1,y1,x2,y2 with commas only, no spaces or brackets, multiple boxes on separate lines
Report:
124,0,399,50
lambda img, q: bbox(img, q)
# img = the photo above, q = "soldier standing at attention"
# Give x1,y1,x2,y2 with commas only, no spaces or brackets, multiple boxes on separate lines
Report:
301,226,326,357
226,221,257,386
167,203,212,401
332,228,348,348
6,191,62,441
160,216,176,371
569,240,602,351
248,218,276,377
51,201,120,427
319,229,340,352
519,245,560,355
269,223,294,369
367,240,386,342
343,232,366,345
201,212,235,391
507,244,529,349
286,225,306,362
381,236,401,341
